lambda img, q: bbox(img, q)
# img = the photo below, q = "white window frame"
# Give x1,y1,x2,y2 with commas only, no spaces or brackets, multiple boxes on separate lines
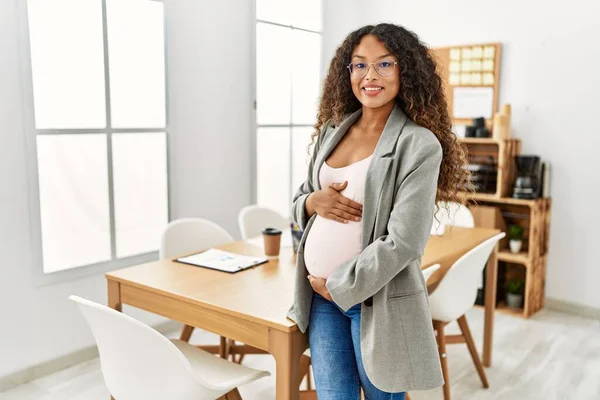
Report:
251,0,324,210
16,0,171,286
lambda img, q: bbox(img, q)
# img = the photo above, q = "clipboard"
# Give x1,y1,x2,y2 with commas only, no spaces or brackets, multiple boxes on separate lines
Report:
175,248,268,273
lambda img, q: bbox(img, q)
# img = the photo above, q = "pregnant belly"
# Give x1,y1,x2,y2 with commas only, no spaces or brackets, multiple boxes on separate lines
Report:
303,215,363,279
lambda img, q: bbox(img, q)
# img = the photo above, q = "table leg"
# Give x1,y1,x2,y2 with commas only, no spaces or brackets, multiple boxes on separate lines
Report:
107,280,122,312
483,244,498,367
269,328,307,400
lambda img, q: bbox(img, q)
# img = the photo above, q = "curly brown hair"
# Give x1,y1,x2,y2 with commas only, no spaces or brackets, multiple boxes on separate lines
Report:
313,23,470,204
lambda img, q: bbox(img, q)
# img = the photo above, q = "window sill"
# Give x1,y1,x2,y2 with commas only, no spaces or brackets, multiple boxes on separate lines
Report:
31,251,159,287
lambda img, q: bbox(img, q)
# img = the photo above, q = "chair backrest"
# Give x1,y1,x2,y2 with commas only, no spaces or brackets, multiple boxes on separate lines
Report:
238,205,290,240
422,264,441,282
69,296,221,400
428,233,505,322
160,218,234,259
431,202,475,235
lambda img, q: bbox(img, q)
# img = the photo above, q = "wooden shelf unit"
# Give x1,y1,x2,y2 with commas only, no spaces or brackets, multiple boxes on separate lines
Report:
459,138,521,198
468,197,551,318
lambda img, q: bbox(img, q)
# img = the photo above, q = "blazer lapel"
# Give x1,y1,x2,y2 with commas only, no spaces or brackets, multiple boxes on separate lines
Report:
361,105,409,246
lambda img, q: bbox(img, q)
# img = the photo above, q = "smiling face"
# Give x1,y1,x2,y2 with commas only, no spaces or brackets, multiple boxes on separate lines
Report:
349,34,400,110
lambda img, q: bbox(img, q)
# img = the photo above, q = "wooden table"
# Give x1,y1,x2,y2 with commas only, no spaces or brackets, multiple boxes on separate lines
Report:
106,226,499,399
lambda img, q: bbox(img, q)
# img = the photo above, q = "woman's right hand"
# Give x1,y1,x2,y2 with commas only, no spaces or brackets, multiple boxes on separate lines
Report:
305,181,363,223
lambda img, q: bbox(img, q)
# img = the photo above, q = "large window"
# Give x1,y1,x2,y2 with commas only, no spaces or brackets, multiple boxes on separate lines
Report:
255,0,322,217
24,0,169,274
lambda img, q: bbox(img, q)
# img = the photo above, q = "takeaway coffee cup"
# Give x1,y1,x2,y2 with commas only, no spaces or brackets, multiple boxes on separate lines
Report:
262,227,282,257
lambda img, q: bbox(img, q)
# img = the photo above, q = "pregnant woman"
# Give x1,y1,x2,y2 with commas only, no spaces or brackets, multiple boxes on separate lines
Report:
286,23,469,399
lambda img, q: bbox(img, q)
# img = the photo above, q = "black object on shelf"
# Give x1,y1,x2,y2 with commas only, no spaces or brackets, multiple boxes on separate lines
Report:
475,127,490,138
464,158,497,193
513,155,542,199
473,117,486,128
465,126,477,137
475,261,507,306
465,116,490,138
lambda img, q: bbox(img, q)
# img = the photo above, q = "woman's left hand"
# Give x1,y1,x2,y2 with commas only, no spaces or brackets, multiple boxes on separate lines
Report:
307,275,333,301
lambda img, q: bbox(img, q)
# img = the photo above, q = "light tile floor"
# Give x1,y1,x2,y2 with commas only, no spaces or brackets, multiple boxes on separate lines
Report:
2,307,599,399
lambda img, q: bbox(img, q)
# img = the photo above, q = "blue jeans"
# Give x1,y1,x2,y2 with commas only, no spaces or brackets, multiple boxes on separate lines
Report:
308,292,406,400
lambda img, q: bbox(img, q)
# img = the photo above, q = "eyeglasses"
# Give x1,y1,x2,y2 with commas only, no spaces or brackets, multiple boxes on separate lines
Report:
347,59,398,78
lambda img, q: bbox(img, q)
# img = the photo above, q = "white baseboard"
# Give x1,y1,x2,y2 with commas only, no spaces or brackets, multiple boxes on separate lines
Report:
0,320,182,392
545,297,600,321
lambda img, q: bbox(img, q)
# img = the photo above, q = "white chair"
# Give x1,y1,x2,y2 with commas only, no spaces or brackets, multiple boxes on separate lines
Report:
238,205,289,240
422,263,441,282
160,218,235,260
427,233,505,400
69,295,269,400
431,201,475,235
160,218,234,350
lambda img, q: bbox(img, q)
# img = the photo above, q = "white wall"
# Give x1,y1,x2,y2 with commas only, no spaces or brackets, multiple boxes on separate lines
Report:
321,0,366,74
323,0,600,309
166,0,253,234
0,0,252,379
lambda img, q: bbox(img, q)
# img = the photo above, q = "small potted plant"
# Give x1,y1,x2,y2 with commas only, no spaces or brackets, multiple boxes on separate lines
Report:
505,278,525,308
508,224,524,253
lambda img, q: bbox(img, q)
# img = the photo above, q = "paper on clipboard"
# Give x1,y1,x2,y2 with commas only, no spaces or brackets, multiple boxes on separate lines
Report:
176,249,267,273
452,87,494,119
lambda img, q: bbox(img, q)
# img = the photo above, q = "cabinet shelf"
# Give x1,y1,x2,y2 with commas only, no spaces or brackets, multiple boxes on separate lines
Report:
460,138,520,197
497,250,530,266
458,137,501,144
459,191,546,207
476,302,525,318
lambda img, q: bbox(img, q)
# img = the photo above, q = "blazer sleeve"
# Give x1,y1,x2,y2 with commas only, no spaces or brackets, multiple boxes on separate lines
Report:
325,140,443,311
290,122,330,230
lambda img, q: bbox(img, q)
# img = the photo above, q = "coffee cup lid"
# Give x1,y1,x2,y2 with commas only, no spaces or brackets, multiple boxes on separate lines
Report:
262,227,282,235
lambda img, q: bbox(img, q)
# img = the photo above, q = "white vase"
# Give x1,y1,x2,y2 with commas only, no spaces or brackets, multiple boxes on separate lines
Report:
506,293,523,308
509,240,522,253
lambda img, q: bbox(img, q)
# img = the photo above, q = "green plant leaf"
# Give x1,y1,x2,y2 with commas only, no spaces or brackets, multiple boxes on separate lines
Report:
509,224,524,240
505,278,525,295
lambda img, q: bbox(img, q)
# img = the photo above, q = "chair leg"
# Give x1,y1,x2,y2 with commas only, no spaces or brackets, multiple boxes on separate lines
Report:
298,354,311,389
227,339,240,363
306,363,313,390
433,320,451,400
299,391,317,400
457,315,489,388
224,387,243,400
179,324,195,342
219,336,230,359
225,339,236,362
405,392,411,400
237,351,245,364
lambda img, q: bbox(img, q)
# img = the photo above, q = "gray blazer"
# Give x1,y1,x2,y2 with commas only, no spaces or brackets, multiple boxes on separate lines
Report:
287,104,444,392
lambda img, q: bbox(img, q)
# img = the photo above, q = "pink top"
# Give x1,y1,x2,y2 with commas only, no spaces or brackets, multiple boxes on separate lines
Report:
303,154,373,279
